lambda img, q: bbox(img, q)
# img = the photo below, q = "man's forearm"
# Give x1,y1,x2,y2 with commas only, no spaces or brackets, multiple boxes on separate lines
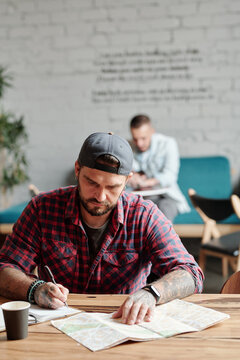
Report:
112,269,196,325
142,177,159,188
152,269,196,305
0,267,69,309
0,267,35,300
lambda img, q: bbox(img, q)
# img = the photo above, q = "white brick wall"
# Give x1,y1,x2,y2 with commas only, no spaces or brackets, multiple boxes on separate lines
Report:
0,0,240,204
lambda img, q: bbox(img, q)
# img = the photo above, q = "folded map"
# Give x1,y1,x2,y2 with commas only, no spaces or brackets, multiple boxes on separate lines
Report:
51,299,230,351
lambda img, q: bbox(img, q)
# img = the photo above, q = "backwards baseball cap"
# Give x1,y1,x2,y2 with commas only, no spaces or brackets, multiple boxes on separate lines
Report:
78,132,133,175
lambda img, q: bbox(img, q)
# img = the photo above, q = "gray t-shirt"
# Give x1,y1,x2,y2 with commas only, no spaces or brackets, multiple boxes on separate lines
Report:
82,220,109,264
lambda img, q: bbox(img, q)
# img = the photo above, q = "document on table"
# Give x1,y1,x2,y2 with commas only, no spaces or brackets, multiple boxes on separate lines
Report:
129,186,168,197
51,299,230,352
0,304,81,332
28,304,81,323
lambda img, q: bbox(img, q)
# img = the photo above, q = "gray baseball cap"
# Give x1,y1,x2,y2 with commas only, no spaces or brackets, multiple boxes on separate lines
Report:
78,132,133,175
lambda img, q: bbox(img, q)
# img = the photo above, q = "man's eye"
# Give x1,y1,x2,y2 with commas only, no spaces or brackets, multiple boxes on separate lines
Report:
88,180,96,186
108,186,119,191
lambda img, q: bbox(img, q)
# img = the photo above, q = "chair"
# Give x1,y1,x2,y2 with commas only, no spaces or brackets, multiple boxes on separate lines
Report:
0,201,29,235
0,184,40,237
188,188,240,278
220,271,240,293
28,183,40,196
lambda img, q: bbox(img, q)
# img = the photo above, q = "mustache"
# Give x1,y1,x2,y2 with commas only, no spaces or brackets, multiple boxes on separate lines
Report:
86,198,109,206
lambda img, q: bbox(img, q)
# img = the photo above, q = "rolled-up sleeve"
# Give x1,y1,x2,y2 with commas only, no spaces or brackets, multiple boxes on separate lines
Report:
144,204,204,293
153,137,180,187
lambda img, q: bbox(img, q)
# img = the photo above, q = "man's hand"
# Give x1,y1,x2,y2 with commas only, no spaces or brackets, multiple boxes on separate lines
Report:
128,173,158,190
128,173,146,189
112,289,156,325
34,282,69,309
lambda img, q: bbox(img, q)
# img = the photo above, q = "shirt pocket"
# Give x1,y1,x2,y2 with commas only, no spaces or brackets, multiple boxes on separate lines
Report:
41,238,77,282
102,251,139,267
42,239,77,259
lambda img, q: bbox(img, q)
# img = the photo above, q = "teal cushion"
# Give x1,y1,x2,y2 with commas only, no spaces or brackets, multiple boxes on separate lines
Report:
174,156,236,225
0,201,29,224
174,211,239,225
178,156,232,202
174,210,203,224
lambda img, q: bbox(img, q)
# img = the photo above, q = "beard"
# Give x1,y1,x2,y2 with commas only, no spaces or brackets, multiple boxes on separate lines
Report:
77,183,117,216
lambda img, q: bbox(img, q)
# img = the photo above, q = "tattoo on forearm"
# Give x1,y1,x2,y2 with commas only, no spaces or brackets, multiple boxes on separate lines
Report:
0,268,35,300
34,285,54,308
153,270,195,304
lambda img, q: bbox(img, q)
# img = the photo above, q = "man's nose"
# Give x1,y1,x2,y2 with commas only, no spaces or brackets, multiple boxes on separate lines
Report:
95,188,107,202
136,140,142,148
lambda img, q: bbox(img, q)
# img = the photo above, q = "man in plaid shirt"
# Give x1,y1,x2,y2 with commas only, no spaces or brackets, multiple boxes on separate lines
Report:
0,132,203,325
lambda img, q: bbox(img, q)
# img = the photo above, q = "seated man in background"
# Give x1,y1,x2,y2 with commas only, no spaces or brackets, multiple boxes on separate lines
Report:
0,132,203,325
128,114,190,221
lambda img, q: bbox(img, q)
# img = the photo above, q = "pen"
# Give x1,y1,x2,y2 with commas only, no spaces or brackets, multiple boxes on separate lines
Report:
44,265,68,307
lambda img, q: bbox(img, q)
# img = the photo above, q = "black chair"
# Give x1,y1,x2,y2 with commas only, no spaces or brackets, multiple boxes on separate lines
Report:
188,189,240,278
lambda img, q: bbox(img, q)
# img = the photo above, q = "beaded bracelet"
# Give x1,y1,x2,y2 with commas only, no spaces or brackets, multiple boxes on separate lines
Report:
27,280,45,304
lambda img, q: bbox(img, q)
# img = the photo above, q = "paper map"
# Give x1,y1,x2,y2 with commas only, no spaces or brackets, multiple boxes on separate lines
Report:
51,299,230,351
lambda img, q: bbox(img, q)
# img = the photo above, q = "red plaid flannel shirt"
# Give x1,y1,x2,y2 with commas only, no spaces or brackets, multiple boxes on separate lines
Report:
0,186,203,294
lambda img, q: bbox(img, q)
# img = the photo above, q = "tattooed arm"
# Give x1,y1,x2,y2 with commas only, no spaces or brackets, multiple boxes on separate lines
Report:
0,267,34,300
153,269,196,304
112,269,195,325
34,282,68,309
0,267,68,308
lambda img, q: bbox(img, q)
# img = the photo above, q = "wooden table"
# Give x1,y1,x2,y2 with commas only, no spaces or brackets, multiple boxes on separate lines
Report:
1,294,240,359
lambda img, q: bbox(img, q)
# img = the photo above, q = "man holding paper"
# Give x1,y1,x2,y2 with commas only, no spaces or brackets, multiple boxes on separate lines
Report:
128,114,190,221
0,132,203,325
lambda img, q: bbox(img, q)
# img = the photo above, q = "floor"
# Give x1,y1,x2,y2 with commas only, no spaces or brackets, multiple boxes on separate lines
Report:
182,238,233,293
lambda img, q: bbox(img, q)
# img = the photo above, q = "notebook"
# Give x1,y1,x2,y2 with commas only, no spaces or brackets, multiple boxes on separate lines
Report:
0,303,81,332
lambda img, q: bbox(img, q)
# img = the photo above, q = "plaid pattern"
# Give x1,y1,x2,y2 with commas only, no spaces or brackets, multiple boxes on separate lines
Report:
0,186,203,294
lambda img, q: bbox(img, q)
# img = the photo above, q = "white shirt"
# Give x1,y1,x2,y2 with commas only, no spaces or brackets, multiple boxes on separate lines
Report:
131,133,190,214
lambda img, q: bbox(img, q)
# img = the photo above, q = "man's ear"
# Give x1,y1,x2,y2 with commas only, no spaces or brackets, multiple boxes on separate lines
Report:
75,160,80,178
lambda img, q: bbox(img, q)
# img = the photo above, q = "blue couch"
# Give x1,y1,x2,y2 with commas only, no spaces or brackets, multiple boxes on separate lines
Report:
173,156,240,237
1,156,239,238
0,201,29,235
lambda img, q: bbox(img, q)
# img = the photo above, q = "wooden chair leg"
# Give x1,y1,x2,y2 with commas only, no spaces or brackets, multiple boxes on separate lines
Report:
222,258,229,278
198,250,206,272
